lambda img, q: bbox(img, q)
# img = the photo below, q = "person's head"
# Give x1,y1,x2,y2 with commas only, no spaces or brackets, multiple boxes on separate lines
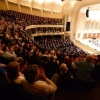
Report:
92,57,99,64
9,45,15,52
23,64,39,84
50,50,55,56
7,61,20,80
85,54,93,63
64,56,69,61
50,55,55,62
2,45,9,52
44,50,49,55
60,63,68,75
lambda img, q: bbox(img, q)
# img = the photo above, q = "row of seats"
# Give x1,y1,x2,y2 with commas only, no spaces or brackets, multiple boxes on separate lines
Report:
0,74,96,100
0,10,62,25
0,76,47,100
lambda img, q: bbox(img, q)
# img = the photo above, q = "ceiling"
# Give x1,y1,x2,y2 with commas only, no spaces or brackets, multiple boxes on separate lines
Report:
80,4,100,12
7,0,100,14
7,0,81,13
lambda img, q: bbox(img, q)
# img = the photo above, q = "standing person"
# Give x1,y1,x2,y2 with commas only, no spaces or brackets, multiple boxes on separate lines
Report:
75,54,95,80
22,64,59,98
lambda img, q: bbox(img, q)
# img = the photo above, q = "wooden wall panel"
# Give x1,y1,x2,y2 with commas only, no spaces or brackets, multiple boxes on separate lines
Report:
88,33,91,38
53,12,62,18
43,11,51,18
97,33,100,37
92,33,96,38
83,33,87,38
0,0,8,10
32,8,41,16
20,5,31,14
8,2,19,12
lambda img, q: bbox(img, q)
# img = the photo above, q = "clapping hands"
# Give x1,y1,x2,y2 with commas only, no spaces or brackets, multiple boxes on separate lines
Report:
39,67,46,80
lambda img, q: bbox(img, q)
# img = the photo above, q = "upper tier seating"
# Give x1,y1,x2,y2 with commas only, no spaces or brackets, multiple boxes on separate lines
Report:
0,10,62,25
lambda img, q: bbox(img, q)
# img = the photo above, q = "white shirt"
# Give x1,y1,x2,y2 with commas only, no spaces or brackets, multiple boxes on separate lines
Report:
22,78,57,96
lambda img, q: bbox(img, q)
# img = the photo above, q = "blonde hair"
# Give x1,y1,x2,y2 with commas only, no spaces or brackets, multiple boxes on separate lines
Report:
60,63,68,75
50,50,55,55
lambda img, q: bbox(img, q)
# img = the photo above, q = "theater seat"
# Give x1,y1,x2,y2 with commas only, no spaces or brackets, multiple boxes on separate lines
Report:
15,86,47,100
0,76,47,100
73,78,96,90
0,55,14,64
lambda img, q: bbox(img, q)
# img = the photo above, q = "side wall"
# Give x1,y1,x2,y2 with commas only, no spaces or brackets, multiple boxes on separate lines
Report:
0,0,62,19
71,0,100,40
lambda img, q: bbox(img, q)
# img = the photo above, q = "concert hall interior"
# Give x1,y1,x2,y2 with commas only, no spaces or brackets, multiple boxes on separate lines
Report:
1,0,100,100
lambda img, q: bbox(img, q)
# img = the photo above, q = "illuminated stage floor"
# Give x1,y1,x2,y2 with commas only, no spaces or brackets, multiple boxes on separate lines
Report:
80,38,100,51
74,38,100,54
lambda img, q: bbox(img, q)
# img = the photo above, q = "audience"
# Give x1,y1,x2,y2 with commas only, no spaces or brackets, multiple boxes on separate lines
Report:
22,64,59,97
0,66,6,76
75,54,95,80
57,63,69,76
6,61,25,84
0,10,99,100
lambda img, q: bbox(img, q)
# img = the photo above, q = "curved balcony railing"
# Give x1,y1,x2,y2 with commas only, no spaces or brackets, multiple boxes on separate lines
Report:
25,24,64,50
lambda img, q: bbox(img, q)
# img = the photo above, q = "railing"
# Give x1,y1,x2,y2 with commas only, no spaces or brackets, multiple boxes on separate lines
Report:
25,25,64,37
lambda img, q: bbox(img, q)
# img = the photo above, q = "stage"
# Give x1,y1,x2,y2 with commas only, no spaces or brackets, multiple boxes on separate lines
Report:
74,38,100,55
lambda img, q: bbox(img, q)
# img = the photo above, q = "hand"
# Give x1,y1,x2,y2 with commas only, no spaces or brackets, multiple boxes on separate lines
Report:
39,67,44,74
39,72,46,80
39,68,46,80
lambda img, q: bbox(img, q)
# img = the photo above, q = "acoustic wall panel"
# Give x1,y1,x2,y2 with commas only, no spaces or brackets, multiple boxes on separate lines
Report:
53,12,62,18
32,8,41,16
8,2,19,12
0,0,8,10
20,5,31,14
43,11,51,18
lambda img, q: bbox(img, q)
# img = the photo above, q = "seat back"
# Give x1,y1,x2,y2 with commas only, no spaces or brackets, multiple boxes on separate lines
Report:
0,76,47,100
73,78,96,90
0,55,14,64
15,86,47,100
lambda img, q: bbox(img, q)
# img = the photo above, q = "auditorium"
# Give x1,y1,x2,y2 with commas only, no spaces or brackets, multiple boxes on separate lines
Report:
0,0,100,100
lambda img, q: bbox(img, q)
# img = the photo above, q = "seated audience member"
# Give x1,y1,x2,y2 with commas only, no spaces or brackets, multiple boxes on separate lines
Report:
6,61,25,84
56,63,73,86
0,63,7,76
75,54,95,80
30,49,41,65
46,56,59,71
22,64,59,97
91,56,100,79
92,56,99,66
63,56,72,69
57,63,73,79
2,45,24,64
71,61,78,78
2,45,16,59
58,63,69,76
43,55,59,79
49,50,57,60
9,45,25,63
0,67,6,76
43,50,49,57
